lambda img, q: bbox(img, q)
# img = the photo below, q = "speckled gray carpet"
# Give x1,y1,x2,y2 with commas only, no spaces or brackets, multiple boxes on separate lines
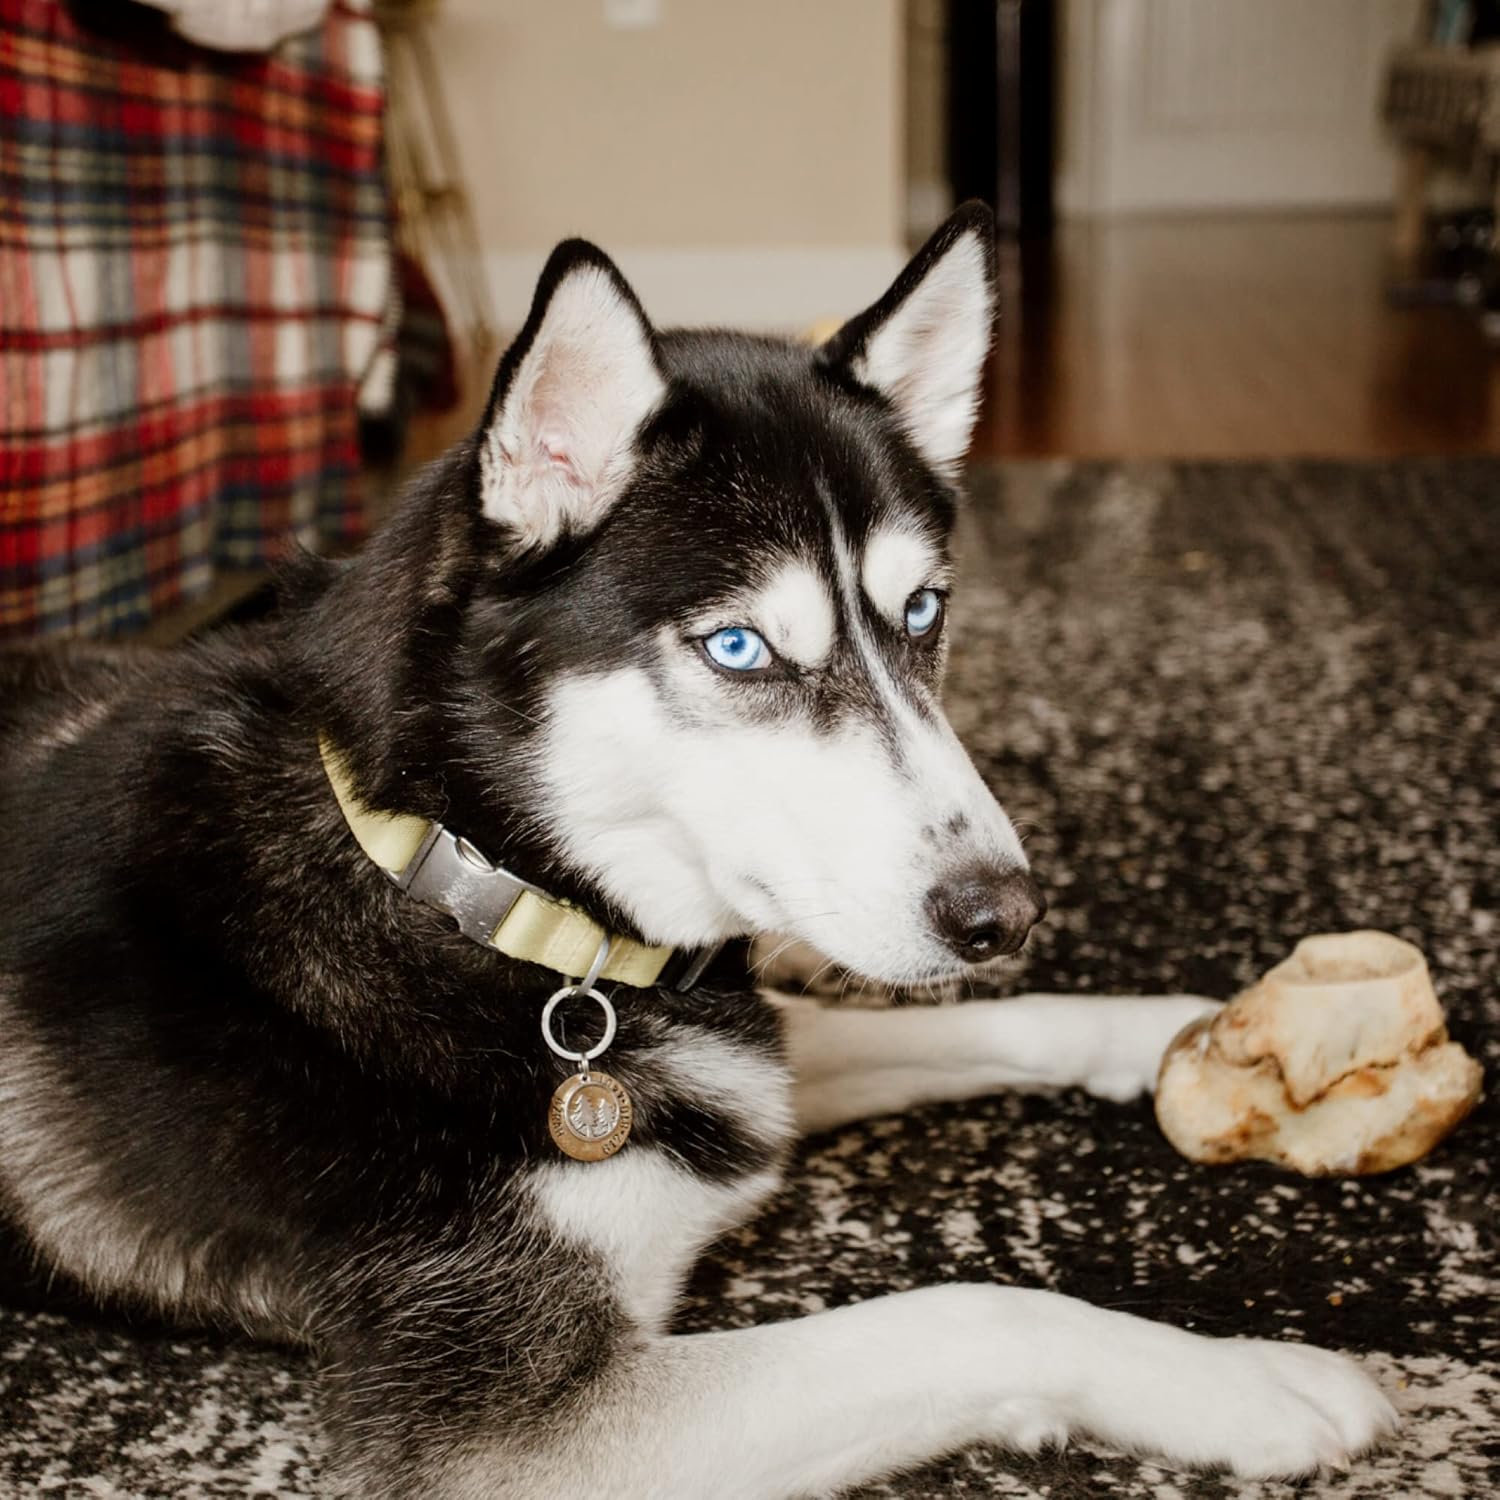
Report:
3,459,1497,1498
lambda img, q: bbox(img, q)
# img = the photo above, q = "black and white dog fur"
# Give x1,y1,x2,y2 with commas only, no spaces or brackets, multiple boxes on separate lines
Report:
0,205,1396,1496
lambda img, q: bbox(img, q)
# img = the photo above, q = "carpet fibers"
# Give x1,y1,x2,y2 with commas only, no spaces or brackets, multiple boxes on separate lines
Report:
2,459,1496,1497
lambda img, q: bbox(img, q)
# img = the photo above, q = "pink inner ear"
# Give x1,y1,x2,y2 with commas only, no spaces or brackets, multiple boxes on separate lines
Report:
522,339,596,487
538,431,581,485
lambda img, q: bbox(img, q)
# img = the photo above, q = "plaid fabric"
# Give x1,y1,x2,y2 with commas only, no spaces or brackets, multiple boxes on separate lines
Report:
0,0,390,639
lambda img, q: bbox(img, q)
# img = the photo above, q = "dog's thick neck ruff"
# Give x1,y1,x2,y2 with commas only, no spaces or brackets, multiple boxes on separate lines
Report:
318,735,715,991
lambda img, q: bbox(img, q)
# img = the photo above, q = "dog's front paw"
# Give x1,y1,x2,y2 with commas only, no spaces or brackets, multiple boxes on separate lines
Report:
1135,1337,1398,1478
1083,995,1222,1103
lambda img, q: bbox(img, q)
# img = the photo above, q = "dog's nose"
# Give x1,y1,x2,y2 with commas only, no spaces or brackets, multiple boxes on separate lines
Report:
926,867,1046,962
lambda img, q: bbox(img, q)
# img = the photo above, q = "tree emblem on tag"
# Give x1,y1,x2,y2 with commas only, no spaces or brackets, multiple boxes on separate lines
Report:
549,1070,633,1162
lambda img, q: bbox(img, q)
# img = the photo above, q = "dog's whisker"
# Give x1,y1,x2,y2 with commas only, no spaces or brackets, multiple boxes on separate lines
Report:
802,956,842,991
750,936,804,975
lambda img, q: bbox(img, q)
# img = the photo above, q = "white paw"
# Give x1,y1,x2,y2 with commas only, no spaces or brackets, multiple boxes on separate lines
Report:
1132,1337,1399,1478
1083,995,1222,1103
992,1396,1070,1454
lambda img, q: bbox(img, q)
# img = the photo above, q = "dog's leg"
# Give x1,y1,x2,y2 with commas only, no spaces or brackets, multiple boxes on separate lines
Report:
448,1282,1393,1498
774,992,1220,1133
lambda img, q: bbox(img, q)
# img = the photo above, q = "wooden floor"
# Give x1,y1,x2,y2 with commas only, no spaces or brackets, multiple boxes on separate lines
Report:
415,213,1500,468
977,211,1500,460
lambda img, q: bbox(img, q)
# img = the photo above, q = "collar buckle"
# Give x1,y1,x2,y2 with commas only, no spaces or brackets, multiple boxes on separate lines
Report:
319,733,719,990
394,823,535,945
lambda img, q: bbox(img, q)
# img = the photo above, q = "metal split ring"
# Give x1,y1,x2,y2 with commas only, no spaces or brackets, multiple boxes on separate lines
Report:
540,984,618,1064
540,935,617,1065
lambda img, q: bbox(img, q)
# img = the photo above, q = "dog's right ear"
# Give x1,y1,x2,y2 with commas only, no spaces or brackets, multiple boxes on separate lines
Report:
818,202,995,479
476,241,664,549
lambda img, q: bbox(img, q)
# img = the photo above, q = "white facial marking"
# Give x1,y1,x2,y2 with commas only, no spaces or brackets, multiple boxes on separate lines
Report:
531,480,1025,984
861,525,943,624
534,636,1028,983
830,508,1025,861
742,561,836,667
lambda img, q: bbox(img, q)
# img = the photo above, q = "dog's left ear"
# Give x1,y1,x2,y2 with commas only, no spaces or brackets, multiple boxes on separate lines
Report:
819,201,995,477
477,240,664,548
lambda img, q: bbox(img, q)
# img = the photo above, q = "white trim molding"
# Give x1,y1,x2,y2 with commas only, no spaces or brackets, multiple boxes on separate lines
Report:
481,245,909,335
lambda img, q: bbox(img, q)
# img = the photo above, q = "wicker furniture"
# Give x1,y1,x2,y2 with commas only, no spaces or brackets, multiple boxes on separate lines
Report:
1383,43,1500,266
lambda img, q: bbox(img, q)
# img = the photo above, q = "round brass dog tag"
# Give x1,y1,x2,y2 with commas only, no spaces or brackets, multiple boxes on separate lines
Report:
548,1070,633,1162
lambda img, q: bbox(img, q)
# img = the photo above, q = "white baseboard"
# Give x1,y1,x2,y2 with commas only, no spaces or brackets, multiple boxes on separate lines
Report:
480,244,908,334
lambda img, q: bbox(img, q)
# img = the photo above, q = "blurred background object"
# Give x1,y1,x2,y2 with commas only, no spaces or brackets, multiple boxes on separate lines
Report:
0,0,390,639
133,0,331,52
5,0,1500,630
375,0,493,362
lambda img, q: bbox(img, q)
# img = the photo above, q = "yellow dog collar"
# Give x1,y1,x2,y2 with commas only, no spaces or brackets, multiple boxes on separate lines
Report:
319,736,681,989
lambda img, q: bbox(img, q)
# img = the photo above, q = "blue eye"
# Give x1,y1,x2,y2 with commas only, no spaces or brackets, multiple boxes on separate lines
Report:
904,588,944,638
703,626,771,673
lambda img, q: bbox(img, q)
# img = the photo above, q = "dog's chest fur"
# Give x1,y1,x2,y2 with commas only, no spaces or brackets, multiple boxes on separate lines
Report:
531,1124,787,1332
532,1012,795,1332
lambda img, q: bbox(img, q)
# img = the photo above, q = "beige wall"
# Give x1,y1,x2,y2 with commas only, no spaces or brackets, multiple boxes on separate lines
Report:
426,0,906,329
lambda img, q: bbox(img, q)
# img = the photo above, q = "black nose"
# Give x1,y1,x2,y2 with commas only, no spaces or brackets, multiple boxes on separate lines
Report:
926,867,1046,962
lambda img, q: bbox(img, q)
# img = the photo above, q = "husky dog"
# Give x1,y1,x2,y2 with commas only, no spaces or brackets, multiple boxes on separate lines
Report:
0,204,1395,1497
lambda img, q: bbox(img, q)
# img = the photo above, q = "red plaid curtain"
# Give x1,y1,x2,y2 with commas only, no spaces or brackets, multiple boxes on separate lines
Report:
0,0,391,639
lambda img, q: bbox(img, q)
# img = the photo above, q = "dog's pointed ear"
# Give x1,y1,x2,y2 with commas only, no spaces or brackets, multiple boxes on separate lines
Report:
477,240,665,547
819,202,995,477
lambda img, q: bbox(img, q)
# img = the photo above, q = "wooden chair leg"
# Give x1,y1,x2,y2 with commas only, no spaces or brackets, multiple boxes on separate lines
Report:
1392,146,1431,272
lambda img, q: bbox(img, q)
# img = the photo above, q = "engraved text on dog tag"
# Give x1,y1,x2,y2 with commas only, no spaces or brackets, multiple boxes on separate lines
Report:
548,1070,633,1162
